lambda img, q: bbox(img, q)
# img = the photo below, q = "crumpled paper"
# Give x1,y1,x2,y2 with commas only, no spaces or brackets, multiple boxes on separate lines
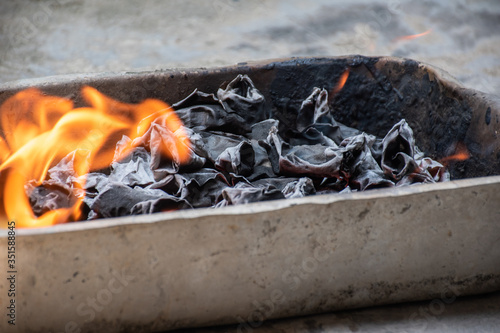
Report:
30,74,449,219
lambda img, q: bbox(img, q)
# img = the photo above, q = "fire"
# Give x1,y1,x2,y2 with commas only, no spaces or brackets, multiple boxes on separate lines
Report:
441,152,470,163
0,87,190,228
440,142,470,164
331,69,350,95
393,29,432,43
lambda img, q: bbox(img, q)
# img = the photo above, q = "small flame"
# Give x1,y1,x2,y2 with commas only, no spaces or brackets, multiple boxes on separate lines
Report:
440,142,470,164
0,87,190,228
393,29,432,43
331,69,350,95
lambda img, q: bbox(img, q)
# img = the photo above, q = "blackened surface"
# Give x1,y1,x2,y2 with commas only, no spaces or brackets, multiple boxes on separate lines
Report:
266,57,498,180
268,58,352,136
486,107,492,125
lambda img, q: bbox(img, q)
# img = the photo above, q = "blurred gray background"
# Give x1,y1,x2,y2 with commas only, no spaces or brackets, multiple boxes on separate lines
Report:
1,0,499,96
1,0,499,332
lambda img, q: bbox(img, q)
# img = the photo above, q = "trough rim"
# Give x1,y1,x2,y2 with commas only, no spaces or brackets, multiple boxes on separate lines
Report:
0,55,495,96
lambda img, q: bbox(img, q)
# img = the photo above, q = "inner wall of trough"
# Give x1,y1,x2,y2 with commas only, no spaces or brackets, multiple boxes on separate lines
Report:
264,57,500,180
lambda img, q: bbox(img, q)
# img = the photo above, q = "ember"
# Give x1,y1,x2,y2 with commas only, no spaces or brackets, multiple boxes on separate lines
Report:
440,142,470,164
1,74,453,228
393,29,432,43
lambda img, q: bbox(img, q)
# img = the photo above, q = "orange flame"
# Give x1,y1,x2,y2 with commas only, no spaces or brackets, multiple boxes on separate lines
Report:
331,69,350,95
440,142,470,164
393,29,432,43
0,87,190,228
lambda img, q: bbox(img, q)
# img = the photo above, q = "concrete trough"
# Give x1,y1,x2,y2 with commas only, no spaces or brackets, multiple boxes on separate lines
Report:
0,56,499,332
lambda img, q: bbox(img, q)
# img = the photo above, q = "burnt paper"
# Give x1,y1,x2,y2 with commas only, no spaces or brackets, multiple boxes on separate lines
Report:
29,75,449,219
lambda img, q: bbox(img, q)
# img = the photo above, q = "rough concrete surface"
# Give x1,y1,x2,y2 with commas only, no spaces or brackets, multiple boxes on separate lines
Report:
0,0,500,96
0,0,499,332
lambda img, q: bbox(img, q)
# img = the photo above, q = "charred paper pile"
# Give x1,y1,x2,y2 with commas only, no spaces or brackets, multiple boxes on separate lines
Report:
30,75,449,220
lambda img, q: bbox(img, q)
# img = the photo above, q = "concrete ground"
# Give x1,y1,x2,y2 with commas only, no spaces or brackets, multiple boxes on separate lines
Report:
1,0,499,332
1,0,500,96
